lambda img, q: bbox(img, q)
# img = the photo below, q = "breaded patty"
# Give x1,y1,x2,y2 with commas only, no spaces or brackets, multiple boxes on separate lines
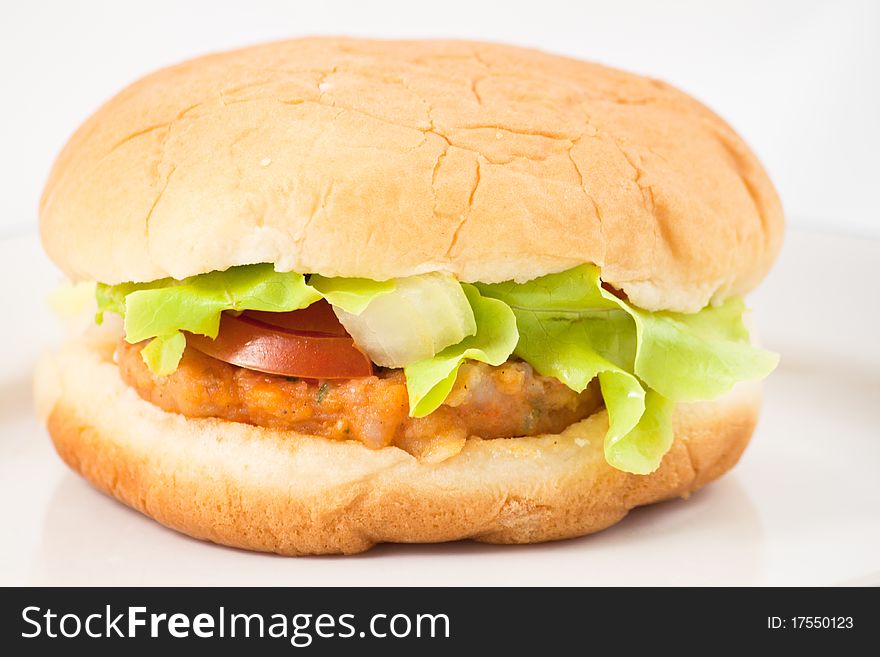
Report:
118,339,602,462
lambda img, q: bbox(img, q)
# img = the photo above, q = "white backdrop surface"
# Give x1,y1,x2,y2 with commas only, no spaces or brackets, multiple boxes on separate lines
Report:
2,1,879,586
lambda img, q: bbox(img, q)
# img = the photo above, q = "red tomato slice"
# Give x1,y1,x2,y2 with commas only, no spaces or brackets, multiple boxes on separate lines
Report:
243,301,348,336
186,302,373,379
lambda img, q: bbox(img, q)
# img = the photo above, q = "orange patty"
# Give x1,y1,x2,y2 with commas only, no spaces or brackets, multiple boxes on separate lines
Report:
117,339,602,461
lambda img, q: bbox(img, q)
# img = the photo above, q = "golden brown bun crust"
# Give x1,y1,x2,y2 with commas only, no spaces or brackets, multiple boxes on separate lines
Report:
40,38,783,312
34,331,761,555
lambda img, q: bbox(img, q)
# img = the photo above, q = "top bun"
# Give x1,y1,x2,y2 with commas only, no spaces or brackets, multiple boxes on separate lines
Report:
40,37,783,312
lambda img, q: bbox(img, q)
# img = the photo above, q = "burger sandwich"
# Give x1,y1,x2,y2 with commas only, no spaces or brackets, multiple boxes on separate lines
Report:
35,38,783,555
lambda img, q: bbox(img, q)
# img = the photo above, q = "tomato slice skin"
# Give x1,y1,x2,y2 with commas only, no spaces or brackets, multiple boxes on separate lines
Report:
243,300,348,336
186,307,373,379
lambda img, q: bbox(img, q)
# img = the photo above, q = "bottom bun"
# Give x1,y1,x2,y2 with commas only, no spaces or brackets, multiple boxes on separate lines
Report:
34,331,760,555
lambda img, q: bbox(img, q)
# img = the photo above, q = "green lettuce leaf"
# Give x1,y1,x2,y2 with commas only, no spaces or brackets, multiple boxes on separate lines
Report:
604,388,674,474
96,281,158,323
123,264,321,342
140,332,187,376
477,264,777,474
612,296,779,402
403,284,519,417
308,275,395,314
322,272,477,368
102,264,321,374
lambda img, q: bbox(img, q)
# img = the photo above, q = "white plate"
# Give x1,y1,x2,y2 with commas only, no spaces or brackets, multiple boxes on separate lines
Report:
1,228,878,586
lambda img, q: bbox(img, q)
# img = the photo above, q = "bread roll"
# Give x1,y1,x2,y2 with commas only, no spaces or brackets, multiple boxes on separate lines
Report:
35,332,760,555
40,38,783,312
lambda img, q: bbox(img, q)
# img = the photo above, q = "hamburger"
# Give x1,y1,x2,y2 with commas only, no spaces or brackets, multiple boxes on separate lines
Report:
35,37,783,555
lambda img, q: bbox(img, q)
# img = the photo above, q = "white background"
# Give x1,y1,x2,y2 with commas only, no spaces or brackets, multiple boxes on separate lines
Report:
1,1,879,585
2,0,879,239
